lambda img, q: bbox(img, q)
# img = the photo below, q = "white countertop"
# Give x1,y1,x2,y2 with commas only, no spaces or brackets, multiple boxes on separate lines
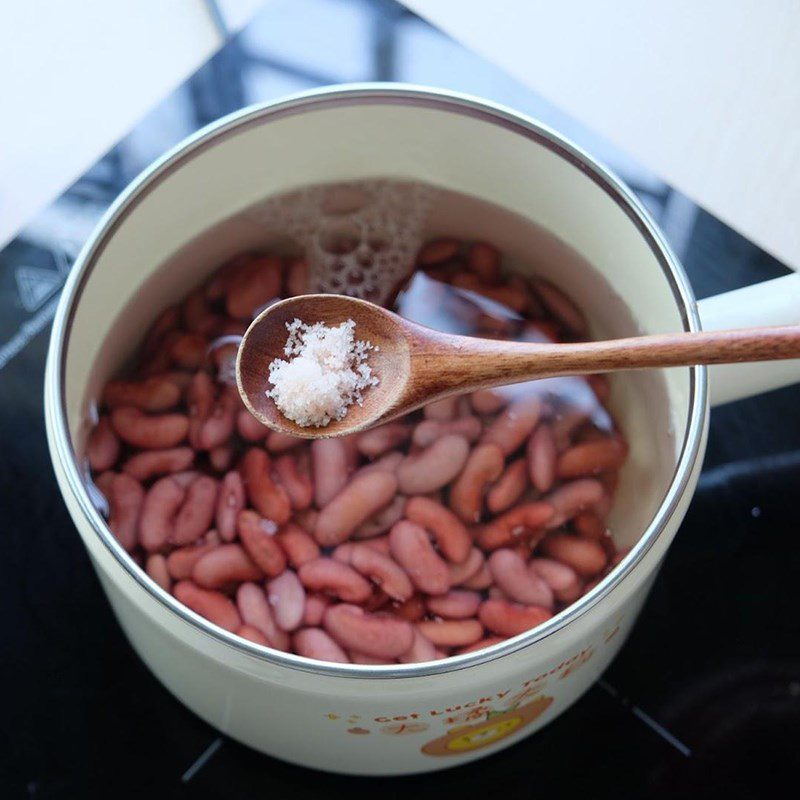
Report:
0,0,264,250
404,0,800,270
2,0,798,270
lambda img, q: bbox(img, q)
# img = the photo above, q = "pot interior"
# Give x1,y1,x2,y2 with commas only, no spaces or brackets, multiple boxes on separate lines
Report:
61,94,695,557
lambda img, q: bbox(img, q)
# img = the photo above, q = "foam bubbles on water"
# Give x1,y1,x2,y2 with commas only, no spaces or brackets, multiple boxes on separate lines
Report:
244,180,435,305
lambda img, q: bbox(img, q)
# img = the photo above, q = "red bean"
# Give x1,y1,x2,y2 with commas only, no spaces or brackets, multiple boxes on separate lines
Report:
238,624,269,646
478,599,552,637
111,406,189,449
215,470,245,542
352,493,406,540
236,582,289,649
451,272,529,312
449,443,504,523
355,451,403,479
295,507,318,530
267,570,306,631
423,396,459,421
404,496,471,564
482,397,543,456
470,390,507,415
87,416,120,471
171,475,217,546
593,487,615,520
302,594,331,627
174,580,241,632
486,457,528,513
323,604,414,660
140,475,185,552
389,520,450,596
298,558,372,603
477,502,554,551
193,543,263,588
461,563,494,591
448,548,486,587
456,636,505,655
417,619,484,648
529,558,583,603
99,472,144,551
357,423,412,458
237,510,287,577
171,470,199,489
347,543,414,602
557,438,628,478
488,549,553,608
417,238,459,265
412,415,482,448
529,277,588,337
293,628,349,663
139,331,180,376
276,523,320,568
236,408,270,442
545,479,605,528
574,511,607,541
182,287,213,333
241,448,291,525
398,628,438,663
166,532,220,580
527,424,557,492
541,533,607,577
273,453,313,510
396,435,470,495
267,430,304,453
314,470,397,547
467,242,501,283
427,590,482,619
142,305,180,354
102,375,181,412
208,443,235,472
352,649,390,664
196,388,237,451
552,409,590,451
311,438,354,507
359,587,391,614
145,554,171,591
205,253,249,300
225,255,282,319
187,371,215,448
122,447,194,482
363,535,391,555
170,332,207,369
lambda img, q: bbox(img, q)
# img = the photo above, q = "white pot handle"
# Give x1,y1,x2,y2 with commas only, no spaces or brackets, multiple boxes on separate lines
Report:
697,272,800,407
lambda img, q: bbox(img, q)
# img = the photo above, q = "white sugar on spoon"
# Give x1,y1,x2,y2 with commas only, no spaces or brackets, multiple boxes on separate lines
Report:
266,317,379,428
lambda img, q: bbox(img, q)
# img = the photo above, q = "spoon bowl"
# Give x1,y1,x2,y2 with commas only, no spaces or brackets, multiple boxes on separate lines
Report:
236,295,412,438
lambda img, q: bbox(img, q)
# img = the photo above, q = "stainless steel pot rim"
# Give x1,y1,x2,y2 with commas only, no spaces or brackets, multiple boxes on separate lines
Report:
46,82,706,679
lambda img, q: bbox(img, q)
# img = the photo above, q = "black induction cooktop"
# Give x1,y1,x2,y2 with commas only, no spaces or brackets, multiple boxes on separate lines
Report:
1,2,798,798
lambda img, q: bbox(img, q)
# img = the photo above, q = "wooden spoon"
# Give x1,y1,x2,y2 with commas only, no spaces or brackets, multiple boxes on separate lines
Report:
236,293,800,439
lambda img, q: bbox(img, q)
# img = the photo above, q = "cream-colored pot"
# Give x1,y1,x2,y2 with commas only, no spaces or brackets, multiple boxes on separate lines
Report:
44,85,800,774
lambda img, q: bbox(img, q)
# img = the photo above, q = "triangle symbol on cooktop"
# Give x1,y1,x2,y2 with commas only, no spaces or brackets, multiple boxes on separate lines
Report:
15,265,63,313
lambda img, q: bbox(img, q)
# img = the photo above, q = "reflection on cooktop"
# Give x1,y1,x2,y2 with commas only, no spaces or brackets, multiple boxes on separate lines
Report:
649,662,800,798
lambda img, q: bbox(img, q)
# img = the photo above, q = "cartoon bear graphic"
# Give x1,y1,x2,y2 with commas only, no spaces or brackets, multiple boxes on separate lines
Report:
421,695,553,757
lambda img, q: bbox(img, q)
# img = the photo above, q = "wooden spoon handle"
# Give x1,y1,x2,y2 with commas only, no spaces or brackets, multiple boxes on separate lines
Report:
526,324,800,376
408,325,800,399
